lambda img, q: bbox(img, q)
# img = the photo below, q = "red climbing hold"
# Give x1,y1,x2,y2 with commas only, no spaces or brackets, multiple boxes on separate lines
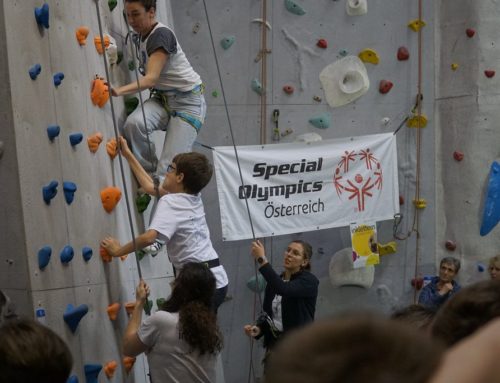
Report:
453,151,464,161
87,132,103,153
397,46,409,61
316,39,328,49
484,70,496,78
100,246,112,263
399,195,405,205
106,138,118,159
283,85,294,94
411,277,424,290
445,240,456,251
91,76,109,108
379,80,393,94
465,28,475,38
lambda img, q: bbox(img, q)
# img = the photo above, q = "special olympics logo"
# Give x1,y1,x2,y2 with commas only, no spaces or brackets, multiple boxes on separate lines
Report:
333,148,383,211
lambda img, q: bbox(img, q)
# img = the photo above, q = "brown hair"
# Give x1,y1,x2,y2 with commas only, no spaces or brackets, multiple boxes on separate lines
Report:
291,240,313,271
391,304,436,331
173,152,213,194
488,255,500,267
0,319,73,383
125,0,156,11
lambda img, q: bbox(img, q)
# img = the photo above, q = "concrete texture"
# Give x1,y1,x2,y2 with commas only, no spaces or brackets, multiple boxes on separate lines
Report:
1,0,497,382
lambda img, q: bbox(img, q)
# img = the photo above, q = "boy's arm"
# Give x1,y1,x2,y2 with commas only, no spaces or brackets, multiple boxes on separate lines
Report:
101,229,158,258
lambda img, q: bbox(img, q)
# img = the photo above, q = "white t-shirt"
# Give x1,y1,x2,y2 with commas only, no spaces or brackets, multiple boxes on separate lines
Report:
149,193,228,289
138,311,216,383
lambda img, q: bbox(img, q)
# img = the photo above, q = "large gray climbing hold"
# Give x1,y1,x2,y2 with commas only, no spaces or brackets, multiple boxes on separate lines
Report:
329,247,374,288
285,0,306,15
0,141,4,159
251,78,264,95
220,36,235,50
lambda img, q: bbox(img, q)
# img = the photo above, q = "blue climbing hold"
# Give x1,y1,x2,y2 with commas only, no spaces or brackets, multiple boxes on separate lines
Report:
84,364,102,383
34,3,50,29
53,72,64,87
63,182,77,205
477,262,486,272
339,49,349,57
69,133,83,147
29,64,42,80
284,0,306,15
67,376,79,383
63,303,89,333
82,247,93,262
47,125,60,141
42,180,58,204
480,161,500,236
309,113,331,129
220,36,235,50
246,274,266,293
60,245,74,264
251,78,263,95
38,246,52,269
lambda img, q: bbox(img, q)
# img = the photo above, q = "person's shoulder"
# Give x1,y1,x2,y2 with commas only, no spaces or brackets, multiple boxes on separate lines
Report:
149,310,179,325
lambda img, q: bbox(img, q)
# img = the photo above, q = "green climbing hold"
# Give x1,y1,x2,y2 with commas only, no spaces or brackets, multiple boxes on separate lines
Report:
128,60,136,71
125,97,139,116
135,192,151,213
246,274,266,293
285,0,306,15
156,298,166,310
108,0,117,11
339,49,348,57
220,36,235,50
143,299,153,315
309,113,331,129
211,90,218,97
136,250,146,261
251,78,264,95
116,51,123,65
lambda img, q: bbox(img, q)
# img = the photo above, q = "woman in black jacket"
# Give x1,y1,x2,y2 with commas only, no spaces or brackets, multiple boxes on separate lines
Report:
244,239,319,367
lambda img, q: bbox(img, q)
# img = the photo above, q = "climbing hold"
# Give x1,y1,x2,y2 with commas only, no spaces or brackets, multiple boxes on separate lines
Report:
106,35,118,65
477,262,486,272
106,303,121,321
94,35,110,55
75,26,90,46
408,19,426,32
60,245,74,264
294,133,322,143
136,193,151,213
0,141,4,159
480,161,500,236
116,51,123,65
379,80,393,94
82,247,93,262
338,49,348,57
69,133,83,147
99,246,112,263
451,63,459,71
42,181,58,205
358,49,379,64
484,70,496,78
397,46,410,61
283,85,294,94
67,376,78,383
47,125,60,141
84,364,102,383
211,90,218,97
381,117,390,125
346,0,367,16
90,76,109,108
453,151,464,162
246,274,266,293
136,250,146,261
316,39,328,49
100,186,122,213
124,97,139,116
406,114,428,128
445,240,456,251
192,22,201,34
313,95,322,102
319,56,369,107
377,241,397,256
106,138,118,159
220,36,235,50
281,128,293,137
411,277,424,290
63,304,88,333
104,361,118,379
34,3,49,29
38,246,52,269
29,64,42,80
63,182,77,205
108,0,118,11
413,198,426,209
87,132,103,153
309,113,331,129
251,79,263,95
156,298,166,310
144,299,153,315
123,356,136,374
399,195,405,205
128,60,136,71
251,18,272,30
53,72,64,87
124,302,136,315
466,28,475,38
284,0,306,15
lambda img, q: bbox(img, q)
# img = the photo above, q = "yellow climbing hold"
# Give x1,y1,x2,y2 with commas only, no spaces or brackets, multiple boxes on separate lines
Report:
406,114,428,128
451,63,459,71
358,49,379,65
408,19,426,32
413,199,427,209
377,242,397,256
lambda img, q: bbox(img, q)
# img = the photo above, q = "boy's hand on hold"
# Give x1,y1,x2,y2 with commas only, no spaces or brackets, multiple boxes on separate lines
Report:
101,236,121,257
135,280,150,304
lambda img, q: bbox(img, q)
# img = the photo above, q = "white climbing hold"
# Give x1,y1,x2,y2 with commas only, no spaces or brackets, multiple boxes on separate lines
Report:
294,133,323,143
346,0,367,16
329,247,374,288
251,18,272,30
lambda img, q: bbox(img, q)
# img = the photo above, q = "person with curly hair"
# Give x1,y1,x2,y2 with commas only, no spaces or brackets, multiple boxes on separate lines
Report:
123,262,223,382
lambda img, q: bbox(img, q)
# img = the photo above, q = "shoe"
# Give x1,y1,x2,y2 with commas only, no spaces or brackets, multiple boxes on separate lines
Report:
142,241,163,257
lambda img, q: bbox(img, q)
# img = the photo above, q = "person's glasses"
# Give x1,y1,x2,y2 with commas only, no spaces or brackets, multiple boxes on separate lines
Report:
166,164,176,173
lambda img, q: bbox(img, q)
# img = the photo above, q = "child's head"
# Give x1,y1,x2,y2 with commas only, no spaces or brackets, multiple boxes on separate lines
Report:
169,152,213,194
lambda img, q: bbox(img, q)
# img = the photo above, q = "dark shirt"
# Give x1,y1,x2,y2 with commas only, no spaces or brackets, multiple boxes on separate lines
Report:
418,276,461,310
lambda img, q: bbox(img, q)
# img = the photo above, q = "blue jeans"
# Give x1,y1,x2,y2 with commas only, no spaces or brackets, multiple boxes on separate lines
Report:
122,87,206,176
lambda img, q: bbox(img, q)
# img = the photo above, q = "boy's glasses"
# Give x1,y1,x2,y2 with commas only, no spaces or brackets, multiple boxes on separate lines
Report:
166,164,176,173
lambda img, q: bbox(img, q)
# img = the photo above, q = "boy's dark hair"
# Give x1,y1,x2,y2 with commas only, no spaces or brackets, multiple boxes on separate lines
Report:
391,304,436,331
173,152,213,194
125,0,157,11
0,319,73,383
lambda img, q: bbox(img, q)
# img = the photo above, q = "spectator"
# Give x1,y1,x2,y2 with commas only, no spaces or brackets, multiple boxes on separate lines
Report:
488,255,500,280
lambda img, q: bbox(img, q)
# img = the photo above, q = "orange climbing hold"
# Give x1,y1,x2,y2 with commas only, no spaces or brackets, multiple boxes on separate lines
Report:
104,361,118,379
100,186,122,213
94,35,110,54
100,246,112,263
123,356,136,374
107,303,121,320
106,138,118,159
75,26,90,46
124,302,136,315
91,76,109,108
87,132,103,153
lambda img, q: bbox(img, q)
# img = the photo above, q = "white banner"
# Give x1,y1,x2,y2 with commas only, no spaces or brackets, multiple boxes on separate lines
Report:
213,133,399,241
